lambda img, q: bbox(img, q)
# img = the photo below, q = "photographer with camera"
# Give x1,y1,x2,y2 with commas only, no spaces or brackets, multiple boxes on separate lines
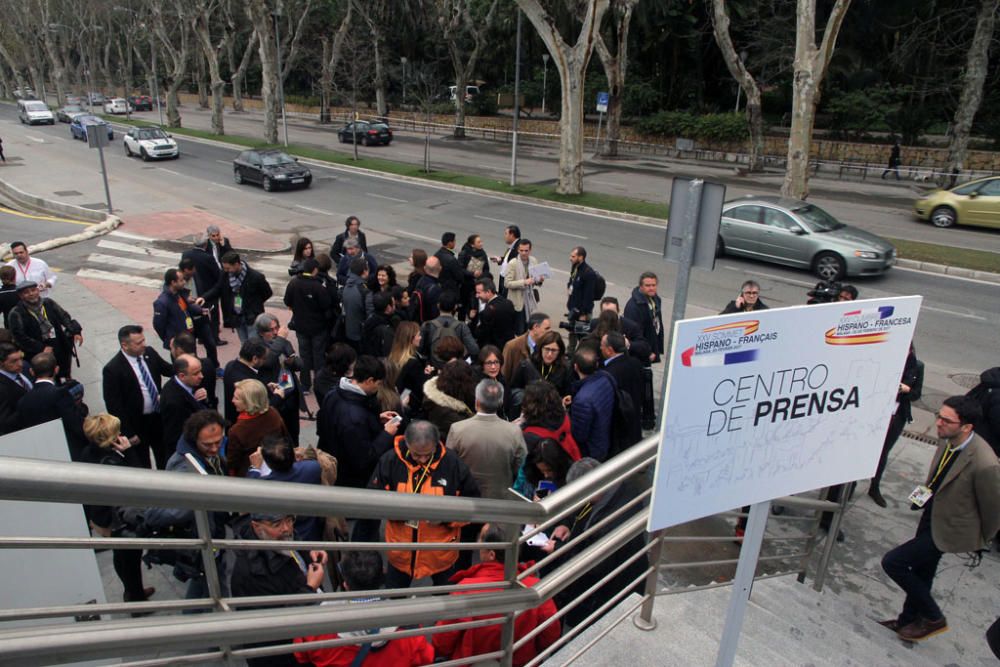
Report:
566,247,600,354
807,280,858,305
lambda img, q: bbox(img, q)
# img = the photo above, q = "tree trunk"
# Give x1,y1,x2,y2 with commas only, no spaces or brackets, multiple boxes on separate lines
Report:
197,53,209,109
453,58,467,138
710,0,764,171
166,80,183,127
780,0,853,200
319,4,353,124
194,7,226,135
593,0,636,158
517,0,610,195
247,0,279,143
945,0,999,177
230,32,257,113
373,35,387,117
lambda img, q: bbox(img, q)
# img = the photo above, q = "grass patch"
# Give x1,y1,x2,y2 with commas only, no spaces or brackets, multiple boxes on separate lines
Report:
886,237,1000,273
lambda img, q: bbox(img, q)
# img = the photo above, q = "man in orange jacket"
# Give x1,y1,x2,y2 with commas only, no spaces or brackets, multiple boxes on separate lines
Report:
354,420,480,588
433,524,561,666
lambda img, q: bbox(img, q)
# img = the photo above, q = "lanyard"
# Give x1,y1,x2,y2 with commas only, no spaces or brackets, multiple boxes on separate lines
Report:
177,295,188,312
412,463,432,494
27,304,48,323
541,363,553,380
929,447,958,488
15,260,30,280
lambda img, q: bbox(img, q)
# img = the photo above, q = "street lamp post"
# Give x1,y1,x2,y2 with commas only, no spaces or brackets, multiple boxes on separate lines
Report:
541,53,549,117
400,56,407,106
273,5,289,147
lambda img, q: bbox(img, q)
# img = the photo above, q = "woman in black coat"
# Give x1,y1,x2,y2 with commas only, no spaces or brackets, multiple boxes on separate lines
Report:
867,343,923,507
509,331,573,416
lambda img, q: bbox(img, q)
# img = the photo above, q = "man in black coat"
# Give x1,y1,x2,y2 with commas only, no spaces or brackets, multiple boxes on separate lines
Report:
223,339,270,425
102,325,174,469
317,355,400,489
435,232,470,314
329,215,368,263
169,331,218,409
0,342,32,436
490,224,521,297
283,258,332,394
361,292,396,358
17,351,87,460
153,268,218,366
469,278,518,350
566,247,600,353
8,281,83,381
623,272,664,364
208,252,273,344
600,332,645,423
0,265,18,327
179,252,227,346
159,354,210,459
413,257,443,323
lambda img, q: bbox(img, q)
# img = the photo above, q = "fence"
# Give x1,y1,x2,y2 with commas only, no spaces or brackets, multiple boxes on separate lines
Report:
0,435,845,666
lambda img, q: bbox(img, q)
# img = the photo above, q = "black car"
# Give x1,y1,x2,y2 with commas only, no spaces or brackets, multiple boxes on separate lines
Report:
233,149,312,192
337,121,393,146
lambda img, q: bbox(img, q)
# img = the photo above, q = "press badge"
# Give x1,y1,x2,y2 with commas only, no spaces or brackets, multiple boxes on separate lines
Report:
234,295,243,311
185,316,194,331
908,485,933,507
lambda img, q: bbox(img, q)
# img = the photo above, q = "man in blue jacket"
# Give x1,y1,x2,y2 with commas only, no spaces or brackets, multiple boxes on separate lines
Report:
569,347,615,461
152,269,218,366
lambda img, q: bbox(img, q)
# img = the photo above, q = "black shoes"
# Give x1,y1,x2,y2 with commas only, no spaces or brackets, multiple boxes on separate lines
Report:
868,484,887,508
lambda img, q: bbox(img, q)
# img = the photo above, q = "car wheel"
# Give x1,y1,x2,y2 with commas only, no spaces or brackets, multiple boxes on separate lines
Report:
813,252,846,281
125,143,133,157
234,169,244,184
339,134,346,144
263,177,273,192
930,206,957,228
141,148,150,162
364,136,373,147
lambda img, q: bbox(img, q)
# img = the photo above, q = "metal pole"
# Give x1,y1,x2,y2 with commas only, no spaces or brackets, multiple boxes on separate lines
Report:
274,11,289,147
509,9,522,187
96,141,112,215
499,523,520,667
812,485,850,592
633,530,664,629
595,110,604,155
715,500,770,667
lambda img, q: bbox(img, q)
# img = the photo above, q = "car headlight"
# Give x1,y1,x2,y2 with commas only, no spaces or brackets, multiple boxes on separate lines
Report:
854,251,879,259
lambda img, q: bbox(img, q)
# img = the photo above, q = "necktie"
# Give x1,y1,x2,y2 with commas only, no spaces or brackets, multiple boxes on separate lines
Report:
15,375,28,390
138,358,160,412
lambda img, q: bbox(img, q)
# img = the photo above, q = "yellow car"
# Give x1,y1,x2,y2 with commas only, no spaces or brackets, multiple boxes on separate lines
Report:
914,176,1000,229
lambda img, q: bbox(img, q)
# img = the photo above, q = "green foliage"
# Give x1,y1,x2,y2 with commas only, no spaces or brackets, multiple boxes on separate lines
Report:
285,94,321,108
824,87,897,140
636,111,747,144
468,94,498,116
622,79,663,117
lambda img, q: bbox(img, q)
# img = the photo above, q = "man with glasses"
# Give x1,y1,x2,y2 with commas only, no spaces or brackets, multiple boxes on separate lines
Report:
721,280,769,314
879,395,1000,642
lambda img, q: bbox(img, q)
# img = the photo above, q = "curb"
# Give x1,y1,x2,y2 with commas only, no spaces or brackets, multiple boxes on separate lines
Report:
0,177,121,259
894,258,1000,284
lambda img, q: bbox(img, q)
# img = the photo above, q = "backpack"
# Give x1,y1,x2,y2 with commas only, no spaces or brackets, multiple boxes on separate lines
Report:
411,288,428,324
524,414,581,461
592,270,607,300
425,317,461,364
599,371,642,457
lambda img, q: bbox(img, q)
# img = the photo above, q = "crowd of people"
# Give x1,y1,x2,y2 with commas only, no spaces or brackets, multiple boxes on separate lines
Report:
0,219,662,666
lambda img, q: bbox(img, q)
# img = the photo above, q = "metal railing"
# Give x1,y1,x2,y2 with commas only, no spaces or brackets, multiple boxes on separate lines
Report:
0,435,844,666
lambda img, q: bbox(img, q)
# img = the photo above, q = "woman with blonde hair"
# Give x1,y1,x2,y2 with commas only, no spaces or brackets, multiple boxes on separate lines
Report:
226,378,290,477
81,413,155,610
389,321,431,415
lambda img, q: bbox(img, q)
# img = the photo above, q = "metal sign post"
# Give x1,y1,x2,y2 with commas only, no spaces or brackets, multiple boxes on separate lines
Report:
715,500,770,667
87,128,113,214
595,91,608,154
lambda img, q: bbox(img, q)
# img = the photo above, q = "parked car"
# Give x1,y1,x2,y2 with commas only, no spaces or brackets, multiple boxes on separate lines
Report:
337,121,393,146
124,126,178,161
19,100,55,125
913,176,1000,230
13,88,36,100
717,196,896,280
70,115,114,141
128,95,154,111
103,98,132,114
86,92,105,105
233,149,311,191
449,85,481,103
56,104,86,123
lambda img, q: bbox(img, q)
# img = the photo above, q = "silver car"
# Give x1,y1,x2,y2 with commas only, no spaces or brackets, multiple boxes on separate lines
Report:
718,196,896,280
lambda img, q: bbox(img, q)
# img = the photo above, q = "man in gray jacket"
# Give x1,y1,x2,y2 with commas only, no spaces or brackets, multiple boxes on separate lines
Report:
420,290,479,364
341,256,373,352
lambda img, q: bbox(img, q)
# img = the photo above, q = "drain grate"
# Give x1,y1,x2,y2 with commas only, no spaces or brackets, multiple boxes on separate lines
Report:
902,429,939,446
949,373,981,390
54,190,83,196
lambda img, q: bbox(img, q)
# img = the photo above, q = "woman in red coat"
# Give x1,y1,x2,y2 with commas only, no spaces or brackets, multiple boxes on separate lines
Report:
226,378,290,477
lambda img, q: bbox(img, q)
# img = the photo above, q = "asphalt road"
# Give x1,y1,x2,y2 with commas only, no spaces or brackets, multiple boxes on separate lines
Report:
0,104,997,384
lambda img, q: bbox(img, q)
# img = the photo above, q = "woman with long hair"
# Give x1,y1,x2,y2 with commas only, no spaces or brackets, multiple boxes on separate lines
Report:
407,248,428,294
458,234,491,280
390,321,429,415
289,237,314,276
375,264,398,293
226,379,291,477
313,343,357,402
474,345,508,418
423,360,477,439
509,331,573,414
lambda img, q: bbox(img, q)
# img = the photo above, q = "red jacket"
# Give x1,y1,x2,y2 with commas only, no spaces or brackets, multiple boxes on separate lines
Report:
294,631,433,666
433,561,561,666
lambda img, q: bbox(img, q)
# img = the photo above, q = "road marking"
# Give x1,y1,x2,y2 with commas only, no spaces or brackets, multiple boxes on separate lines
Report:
211,183,241,193
26,135,45,143
474,214,516,225
295,205,337,216
110,230,156,242
87,253,173,272
550,267,571,276
627,246,660,256
159,167,182,177
0,205,94,226
216,160,232,165
894,266,1000,288
921,305,988,321
76,268,162,289
544,228,587,240
395,229,439,243
367,193,408,203
97,240,179,259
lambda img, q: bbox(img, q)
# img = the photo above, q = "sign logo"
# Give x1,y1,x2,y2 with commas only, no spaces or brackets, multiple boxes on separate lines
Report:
825,305,911,346
681,320,777,367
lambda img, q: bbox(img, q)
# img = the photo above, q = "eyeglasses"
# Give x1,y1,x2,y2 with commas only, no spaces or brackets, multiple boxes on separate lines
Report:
934,412,962,425
483,360,501,366
742,291,759,296
541,346,561,353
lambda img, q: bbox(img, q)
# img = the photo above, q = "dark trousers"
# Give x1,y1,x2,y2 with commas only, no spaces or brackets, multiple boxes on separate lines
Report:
295,331,329,392
114,548,146,601
385,563,455,590
207,301,222,340
135,412,164,470
881,513,944,624
193,318,218,367
873,410,907,487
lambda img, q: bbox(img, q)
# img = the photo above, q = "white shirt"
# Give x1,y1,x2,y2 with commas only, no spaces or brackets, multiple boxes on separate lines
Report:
8,257,56,298
0,369,32,389
125,352,156,414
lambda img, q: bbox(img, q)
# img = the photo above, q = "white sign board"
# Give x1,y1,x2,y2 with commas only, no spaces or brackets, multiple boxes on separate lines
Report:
648,296,922,531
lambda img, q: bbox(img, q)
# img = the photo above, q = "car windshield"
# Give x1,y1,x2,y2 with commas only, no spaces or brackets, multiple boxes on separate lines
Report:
793,204,845,232
260,152,295,166
372,123,389,130
25,102,47,111
137,128,168,140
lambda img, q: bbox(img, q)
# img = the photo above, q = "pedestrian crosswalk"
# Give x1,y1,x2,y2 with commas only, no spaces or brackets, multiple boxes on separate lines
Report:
75,230,294,307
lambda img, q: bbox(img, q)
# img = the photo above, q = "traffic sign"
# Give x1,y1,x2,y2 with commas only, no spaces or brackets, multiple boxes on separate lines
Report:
596,91,608,113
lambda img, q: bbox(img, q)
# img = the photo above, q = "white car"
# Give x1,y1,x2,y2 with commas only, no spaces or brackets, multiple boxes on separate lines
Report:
123,126,179,161
18,100,55,125
103,98,132,114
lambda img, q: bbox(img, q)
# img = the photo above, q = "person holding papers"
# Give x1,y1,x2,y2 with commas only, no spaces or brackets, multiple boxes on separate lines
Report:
504,239,545,334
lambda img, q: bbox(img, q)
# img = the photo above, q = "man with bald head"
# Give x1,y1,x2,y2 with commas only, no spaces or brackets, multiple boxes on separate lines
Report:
414,256,444,322
159,353,209,461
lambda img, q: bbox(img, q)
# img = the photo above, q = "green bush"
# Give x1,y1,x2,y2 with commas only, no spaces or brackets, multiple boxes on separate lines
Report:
469,94,497,116
636,111,747,144
285,94,321,108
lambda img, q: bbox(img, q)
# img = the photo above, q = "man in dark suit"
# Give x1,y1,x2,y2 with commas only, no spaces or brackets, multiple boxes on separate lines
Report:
169,331,218,409
159,354,210,459
435,233,470,315
0,342,31,436
179,253,226,347
153,268,218,366
600,332,644,423
17,351,88,460
470,278,517,350
0,265,18,327
102,325,174,469
490,225,521,297
328,215,367,264
223,339,270,425
209,252,273,344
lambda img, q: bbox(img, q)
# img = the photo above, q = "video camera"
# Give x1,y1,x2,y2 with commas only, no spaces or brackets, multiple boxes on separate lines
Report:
806,280,843,304
558,320,591,335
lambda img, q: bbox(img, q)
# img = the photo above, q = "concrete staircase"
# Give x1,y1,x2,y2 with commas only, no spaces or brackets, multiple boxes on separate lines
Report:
545,576,944,667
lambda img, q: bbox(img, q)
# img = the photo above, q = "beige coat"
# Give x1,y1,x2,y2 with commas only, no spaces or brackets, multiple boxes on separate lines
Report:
926,434,1000,553
446,413,527,500
504,255,539,314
